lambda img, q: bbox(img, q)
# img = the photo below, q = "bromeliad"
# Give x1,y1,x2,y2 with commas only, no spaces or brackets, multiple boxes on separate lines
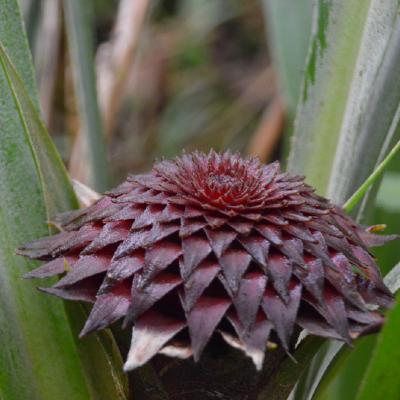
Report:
18,151,396,371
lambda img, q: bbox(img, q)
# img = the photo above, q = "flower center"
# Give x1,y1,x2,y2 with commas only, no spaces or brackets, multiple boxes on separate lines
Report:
206,173,242,196
153,150,278,210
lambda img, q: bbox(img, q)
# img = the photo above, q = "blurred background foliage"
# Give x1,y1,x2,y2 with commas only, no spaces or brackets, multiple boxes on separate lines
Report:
23,0,283,186
12,0,400,398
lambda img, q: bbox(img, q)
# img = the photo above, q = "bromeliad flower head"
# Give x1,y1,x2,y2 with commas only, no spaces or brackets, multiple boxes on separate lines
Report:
18,151,396,371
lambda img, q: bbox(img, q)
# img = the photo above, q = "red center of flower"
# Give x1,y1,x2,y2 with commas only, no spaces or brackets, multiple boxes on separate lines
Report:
205,173,244,198
153,150,277,211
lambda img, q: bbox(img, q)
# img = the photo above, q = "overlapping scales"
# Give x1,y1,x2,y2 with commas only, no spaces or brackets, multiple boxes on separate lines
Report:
18,150,396,371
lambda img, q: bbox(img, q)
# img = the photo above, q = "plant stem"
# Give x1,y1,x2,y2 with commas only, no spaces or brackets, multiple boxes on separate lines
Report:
343,138,400,213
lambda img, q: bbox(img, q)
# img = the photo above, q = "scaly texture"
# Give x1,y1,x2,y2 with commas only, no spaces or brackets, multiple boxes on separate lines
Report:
18,151,396,371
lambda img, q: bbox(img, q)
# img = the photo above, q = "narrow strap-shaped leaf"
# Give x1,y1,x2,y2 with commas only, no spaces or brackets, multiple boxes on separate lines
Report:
343,138,400,213
288,0,400,203
0,41,78,217
261,0,312,117
0,0,39,100
292,261,400,400
287,3,400,399
355,293,400,400
63,0,108,191
383,262,400,294
0,1,127,397
329,8,400,208
0,46,90,400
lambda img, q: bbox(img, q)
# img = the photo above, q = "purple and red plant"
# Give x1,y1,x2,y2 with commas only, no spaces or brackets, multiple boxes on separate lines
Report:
18,151,395,370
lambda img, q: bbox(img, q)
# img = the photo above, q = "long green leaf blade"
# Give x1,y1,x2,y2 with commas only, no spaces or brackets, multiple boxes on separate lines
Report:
261,0,313,121
0,40,91,400
0,38,128,400
0,0,38,100
343,138,400,213
0,41,78,216
355,294,400,400
63,0,108,192
261,0,313,160
328,6,400,207
288,0,372,194
287,2,400,399
300,261,400,400
0,1,127,398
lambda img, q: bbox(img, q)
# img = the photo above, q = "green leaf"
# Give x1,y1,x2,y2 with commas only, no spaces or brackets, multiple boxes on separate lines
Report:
368,150,400,275
22,0,42,57
63,0,108,192
0,50,88,400
261,0,313,161
374,171,400,213
311,336,377,400
0,41,78,218
296,261,400,400
382,262,400,295
287,2,400,398
261,0,313,120
288,0,368,193
1,0,38,100
292,9,400,396
355,294,400,400
343,138,400,213
328,7,400,210
0,1,127,398
292,340,343,400
288,0,400,198
65,303,128,400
